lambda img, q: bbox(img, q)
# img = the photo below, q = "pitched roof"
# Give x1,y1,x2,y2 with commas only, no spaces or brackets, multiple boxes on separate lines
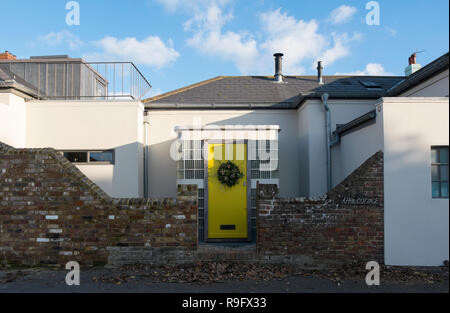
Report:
144,75,404,109
387,52,449,96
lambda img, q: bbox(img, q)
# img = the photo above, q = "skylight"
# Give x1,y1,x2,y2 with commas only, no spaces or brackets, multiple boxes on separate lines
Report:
359,80,383,89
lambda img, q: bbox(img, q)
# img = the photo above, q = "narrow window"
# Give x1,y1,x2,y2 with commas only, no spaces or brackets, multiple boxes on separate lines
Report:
90,151,114,163
177,140,204,180
64,152,88,163
62,150,114,164
431,146,449,199
250,140,279,179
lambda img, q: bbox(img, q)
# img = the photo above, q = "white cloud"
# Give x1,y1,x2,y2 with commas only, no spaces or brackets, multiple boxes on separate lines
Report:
329,5,357,24
157,2,364,75
336,63,392,76
155,0,230,13
86,36,180,69
384,26,398,37
317,32,362,67
259,9,362,74
185,4,259,74
154,0,182,12
259,9,326,74
38,30,83,49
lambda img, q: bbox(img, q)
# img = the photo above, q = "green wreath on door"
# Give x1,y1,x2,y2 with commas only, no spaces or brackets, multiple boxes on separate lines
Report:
217,161,245,187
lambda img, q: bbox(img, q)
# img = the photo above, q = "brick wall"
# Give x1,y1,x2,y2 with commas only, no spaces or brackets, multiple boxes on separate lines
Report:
257,151,384,264
1,142,384,268
0,145,197,268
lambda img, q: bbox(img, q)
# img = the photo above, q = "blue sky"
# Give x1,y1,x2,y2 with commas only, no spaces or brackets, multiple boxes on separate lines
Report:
2,0,449,98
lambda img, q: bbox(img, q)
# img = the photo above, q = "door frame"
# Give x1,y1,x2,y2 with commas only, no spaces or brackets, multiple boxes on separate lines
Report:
204,139,252,243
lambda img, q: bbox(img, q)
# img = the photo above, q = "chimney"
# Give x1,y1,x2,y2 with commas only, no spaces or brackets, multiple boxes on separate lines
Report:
0,51,16,60
317,61,324,84
274,53,284,83
405,53,422,76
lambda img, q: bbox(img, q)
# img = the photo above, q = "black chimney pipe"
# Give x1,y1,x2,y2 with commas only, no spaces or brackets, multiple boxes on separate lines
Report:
274,53,284,83
317,61,324,84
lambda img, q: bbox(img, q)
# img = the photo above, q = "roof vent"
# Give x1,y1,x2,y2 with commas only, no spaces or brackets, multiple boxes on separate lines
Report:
359,80,383,90
359,80,382,89
274,53,284,83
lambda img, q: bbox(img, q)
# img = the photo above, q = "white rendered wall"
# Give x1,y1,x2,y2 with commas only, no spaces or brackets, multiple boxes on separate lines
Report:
146,110,300,198
331,104,384,187
0,92,27,148
25,100,144,198
297,105,311,197
383,97,449,266
299,99,378,197
400,69,449,97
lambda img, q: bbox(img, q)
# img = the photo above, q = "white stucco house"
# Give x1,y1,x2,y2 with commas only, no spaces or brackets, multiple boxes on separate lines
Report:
0,50,448,266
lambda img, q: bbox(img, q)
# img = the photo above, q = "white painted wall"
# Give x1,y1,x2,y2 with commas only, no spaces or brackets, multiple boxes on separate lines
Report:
297,105,310,196
400,69,449,97
25,100,145,198
383,97,449,266
146,110,300,198
0,92,27,148
331,104,384,187
298,99,378,197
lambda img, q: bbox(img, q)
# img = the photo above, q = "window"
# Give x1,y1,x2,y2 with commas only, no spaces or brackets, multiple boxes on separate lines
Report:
177,141,204,180
62,150,114,164
431,146,449,199
249,140,279,179
64,152,87,163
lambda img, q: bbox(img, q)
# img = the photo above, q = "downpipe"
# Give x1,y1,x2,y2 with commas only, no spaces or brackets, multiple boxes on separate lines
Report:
143,114,150,198
321,93,332,192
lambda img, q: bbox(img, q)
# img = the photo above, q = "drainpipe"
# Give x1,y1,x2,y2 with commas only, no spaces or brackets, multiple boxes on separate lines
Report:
143,114,150,198
321,93,332,192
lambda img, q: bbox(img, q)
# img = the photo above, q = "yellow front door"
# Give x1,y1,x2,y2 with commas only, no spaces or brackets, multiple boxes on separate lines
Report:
208,143,248,239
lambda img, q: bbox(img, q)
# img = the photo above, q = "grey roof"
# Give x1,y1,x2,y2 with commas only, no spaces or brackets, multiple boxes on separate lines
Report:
387,52,449,96
144,75,404,109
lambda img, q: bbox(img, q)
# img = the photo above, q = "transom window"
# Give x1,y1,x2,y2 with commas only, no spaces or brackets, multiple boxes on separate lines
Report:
431,146,449,199
62,150,114,164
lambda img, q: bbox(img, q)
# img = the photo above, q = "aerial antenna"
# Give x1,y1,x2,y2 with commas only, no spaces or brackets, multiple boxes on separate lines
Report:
409,50,425,65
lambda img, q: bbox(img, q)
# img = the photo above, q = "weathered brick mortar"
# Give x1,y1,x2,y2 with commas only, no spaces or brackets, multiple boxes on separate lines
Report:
0,144,198,268
1,141,384,268
257,151,384,264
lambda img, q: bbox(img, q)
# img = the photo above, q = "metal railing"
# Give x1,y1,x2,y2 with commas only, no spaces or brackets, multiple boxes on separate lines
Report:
0,60,152,100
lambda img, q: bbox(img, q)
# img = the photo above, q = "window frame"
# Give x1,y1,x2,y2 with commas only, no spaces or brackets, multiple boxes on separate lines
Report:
431,146,449,199
249,140,279,180
177,140,205,180
61,150,115,165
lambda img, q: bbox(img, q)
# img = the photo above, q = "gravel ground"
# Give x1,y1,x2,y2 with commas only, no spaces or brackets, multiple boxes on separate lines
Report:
0,263,448,293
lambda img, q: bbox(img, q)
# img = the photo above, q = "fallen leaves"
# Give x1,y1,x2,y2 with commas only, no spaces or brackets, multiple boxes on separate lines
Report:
91,262,293,285
88,261,449,286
